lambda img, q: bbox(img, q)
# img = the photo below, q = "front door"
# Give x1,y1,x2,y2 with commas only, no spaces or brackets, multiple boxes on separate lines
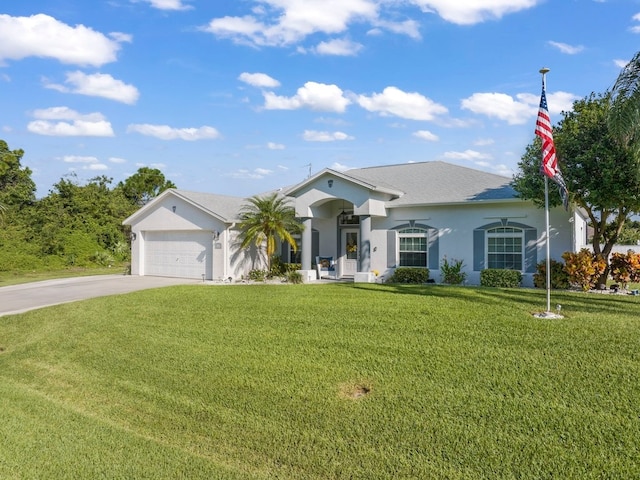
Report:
341,229,359,277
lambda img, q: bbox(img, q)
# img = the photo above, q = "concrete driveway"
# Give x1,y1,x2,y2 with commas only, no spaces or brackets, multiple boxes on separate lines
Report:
0,275,201,317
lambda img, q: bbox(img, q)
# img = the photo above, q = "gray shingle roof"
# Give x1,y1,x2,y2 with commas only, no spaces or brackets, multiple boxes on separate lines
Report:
344,161,517,206
173,190,246,222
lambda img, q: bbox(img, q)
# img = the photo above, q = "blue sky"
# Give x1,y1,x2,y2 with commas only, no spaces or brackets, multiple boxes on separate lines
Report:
1,0,639,198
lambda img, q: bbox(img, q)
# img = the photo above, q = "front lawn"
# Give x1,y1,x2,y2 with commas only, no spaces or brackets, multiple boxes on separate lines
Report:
0,284,638,479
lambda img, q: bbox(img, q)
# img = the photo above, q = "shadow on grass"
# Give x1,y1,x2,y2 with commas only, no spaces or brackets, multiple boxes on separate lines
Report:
343,282,640,317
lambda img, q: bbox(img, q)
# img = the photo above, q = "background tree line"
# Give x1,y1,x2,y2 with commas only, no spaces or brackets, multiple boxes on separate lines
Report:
0,139,174,273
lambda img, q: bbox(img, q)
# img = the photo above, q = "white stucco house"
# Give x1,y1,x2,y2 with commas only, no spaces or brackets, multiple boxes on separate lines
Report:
123,161,589,286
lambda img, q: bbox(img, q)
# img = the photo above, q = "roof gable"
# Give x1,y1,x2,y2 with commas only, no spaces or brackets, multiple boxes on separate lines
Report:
123,189,246,225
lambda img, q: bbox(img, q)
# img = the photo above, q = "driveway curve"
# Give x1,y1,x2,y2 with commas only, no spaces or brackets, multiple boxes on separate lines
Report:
0,275,201,317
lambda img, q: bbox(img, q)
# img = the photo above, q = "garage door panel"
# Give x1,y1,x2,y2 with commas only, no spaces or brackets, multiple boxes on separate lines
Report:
144,231,212,279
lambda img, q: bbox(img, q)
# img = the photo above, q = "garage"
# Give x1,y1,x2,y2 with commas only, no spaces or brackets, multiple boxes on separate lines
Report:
143,231,212,279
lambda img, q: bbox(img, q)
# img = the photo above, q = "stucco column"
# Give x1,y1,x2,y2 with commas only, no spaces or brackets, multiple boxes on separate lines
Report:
301,217,313,270
359,215,371,273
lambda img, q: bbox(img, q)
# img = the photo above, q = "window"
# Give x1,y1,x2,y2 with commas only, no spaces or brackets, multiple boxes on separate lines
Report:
399,228,428,267
486,227,523,270
287,234,302,264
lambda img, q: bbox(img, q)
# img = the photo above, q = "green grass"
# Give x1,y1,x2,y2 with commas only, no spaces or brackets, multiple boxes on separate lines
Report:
0,265,128,287
1,284,639,479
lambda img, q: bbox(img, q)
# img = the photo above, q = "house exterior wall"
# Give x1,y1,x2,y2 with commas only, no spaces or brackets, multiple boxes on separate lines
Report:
345,201,579,287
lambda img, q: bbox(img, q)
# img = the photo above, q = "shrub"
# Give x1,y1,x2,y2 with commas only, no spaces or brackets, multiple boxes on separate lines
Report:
388,267,429,284
609,251,640,289
285,270,303,284
480,269,522,288
91,251,115,267
248,269,268,282
533,259,570,290
562,249,606,291
440,256,467,285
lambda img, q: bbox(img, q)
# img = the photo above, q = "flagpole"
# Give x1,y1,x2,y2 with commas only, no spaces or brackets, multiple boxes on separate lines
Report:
540,67,552,314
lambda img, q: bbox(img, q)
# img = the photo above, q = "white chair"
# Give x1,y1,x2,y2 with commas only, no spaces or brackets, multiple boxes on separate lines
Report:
316,256,337,279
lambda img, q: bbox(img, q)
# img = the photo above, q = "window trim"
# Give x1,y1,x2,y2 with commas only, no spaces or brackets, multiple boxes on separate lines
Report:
485,226,524,271
398,227,429,268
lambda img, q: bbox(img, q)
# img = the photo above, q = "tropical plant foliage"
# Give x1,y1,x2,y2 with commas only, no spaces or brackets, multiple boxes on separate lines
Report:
609,251,640,289
562,249,607,291
608,50,640,161
237,193,303,269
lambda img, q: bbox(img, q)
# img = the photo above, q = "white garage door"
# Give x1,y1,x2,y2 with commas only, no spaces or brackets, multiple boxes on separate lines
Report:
144,231,212,279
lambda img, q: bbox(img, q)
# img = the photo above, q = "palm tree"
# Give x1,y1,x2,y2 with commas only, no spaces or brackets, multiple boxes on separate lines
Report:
609,51,640,161
237,192,303,270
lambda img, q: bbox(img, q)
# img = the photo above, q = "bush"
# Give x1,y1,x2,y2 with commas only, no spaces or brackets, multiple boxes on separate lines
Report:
480,269,522,288
91,251,115,267
440,256,467,285
248,269,268,282
533,259,570,290
285,271,303,284
609,251,640,289
562,249,606,291
388,267,429,284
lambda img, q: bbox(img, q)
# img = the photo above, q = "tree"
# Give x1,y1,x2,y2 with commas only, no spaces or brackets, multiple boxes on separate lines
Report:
237,193,303,270
512,93,640,282
0,139,36,209
118,167,176,207
32,174,136,264
608,50,640,165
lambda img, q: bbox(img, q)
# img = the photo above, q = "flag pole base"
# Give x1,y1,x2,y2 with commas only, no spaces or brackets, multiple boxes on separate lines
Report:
532,311,564,319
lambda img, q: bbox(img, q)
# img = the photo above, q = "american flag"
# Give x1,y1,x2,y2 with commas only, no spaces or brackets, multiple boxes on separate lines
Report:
535,83,569,209
535,87,558,178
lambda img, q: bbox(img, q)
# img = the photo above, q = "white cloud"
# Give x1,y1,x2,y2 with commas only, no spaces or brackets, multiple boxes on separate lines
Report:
44,71,139,104
408,0,540,25
443,149,492,161
264,82,351,112
139,0,192,10
372,19,421,39
413,130,439,142
63,155,99,164
239,72,281,88
267,142,285,150
314,38,363,56
0,14,126,66
109,157,127,164
61,155,109,170
109,32,133,43
614,59,629,69
228,168,274,179
330,162,351,171
302,130,354,141
28,107,114,137
474,138,495,146
461,92,533,125
202,0,378,47
29,120,114,137
126,124,221,140
86,163,109,170
203,0,535,50
356,86,448,121
548,41,584,54
460,90,577,125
